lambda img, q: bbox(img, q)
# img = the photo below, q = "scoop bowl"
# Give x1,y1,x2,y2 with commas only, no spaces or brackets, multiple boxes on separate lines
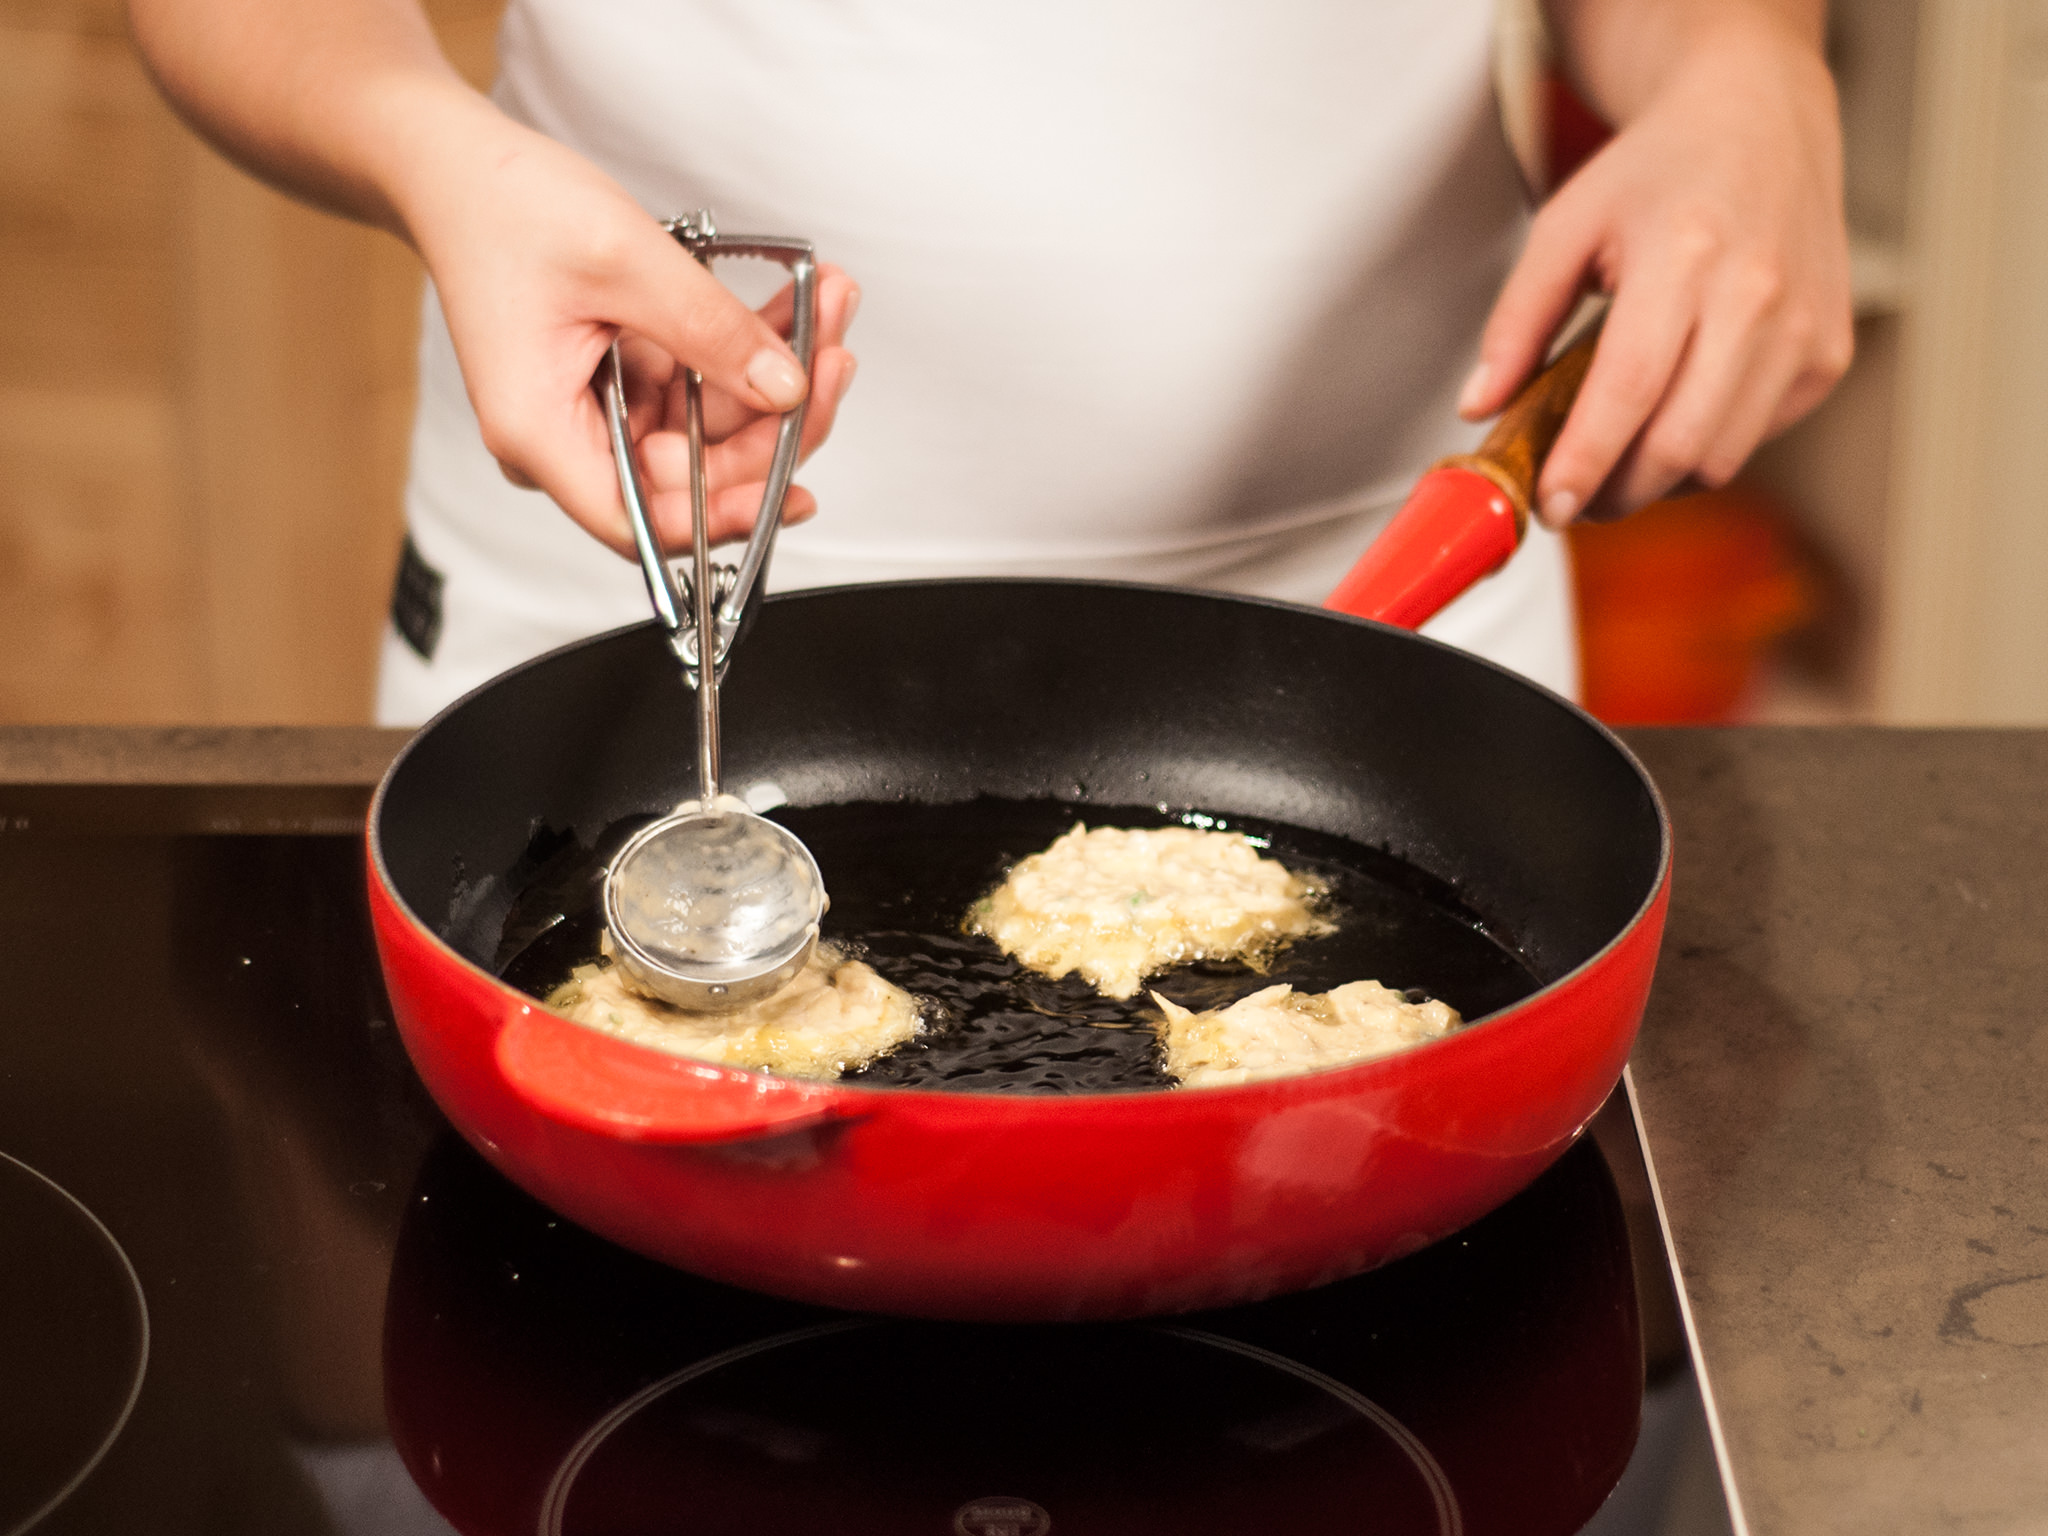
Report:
601,800,826,1011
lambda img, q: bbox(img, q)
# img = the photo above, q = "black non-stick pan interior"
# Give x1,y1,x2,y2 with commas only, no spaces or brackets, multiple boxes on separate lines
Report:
376,580,1665,994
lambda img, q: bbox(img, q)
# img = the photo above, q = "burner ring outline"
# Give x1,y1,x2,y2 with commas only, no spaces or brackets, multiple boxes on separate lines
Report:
537,1318,1461,1536
0,1150,151,1536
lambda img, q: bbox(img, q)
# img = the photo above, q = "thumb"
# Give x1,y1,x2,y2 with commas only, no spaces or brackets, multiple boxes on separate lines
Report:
602,223,808,413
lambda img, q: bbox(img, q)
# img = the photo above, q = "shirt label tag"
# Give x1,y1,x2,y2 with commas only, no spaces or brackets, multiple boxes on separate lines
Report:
392,534,445,661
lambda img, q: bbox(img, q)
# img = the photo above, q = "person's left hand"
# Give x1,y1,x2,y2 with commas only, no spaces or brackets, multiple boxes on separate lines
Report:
1459,11,1854,526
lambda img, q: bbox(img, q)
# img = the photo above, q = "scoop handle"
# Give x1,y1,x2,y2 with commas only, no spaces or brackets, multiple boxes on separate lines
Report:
684,365,720,804
601,213,817,681
1325,319,1600,630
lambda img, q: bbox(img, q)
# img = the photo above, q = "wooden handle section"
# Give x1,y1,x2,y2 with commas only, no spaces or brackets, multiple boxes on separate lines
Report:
1435,318,1603,530
1323,315,1603,631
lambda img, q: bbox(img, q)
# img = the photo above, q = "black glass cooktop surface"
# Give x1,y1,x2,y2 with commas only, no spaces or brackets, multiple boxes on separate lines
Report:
0,785,1736,1536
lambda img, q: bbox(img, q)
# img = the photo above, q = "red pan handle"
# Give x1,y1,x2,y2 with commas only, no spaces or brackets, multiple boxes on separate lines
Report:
1325,321,1600,630
496,1005,859,1144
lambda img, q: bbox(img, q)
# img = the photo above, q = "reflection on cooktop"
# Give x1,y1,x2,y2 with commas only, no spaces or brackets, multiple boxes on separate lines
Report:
383,1129,1642,1536
0,1152,149,1535
543,1323,1455,1536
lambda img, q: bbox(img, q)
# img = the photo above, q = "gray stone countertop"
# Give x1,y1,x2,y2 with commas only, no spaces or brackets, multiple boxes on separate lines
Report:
1620,727,2048,1536
3,723,2043,1533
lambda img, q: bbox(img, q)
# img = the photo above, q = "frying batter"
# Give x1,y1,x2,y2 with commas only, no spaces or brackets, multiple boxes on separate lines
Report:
1150,982,1460,1089
546,934,921,1080
972,823,1329,999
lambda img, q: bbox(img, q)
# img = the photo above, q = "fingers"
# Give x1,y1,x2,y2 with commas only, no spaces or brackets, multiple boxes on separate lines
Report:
600,222,810,416
694,265,861,440
1581,277,1771,518
753,262,860,342
802,345,858,458
1765,322,1855,437
477,232,812,552
644,479,819,552
594,271,858,559
1693,338,1807,491
1544,258,1853,525
1534,249,1707,527
580,265,856,556
482,382,639,555
458,264,795,555
1461,178,1605,420
639,344,857,515
616,333,678,442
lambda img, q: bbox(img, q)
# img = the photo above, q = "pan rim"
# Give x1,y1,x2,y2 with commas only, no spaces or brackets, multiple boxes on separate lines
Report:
368,577,1673,1104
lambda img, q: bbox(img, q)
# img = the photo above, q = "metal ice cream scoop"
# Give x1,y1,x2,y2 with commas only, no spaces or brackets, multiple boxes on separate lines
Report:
599,212,825,1012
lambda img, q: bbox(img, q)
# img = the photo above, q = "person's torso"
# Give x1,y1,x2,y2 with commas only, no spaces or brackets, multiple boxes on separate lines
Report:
486,0,1530,569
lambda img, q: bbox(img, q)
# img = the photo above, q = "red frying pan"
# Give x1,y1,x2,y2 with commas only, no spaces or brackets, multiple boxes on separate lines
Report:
367,329,1665,1321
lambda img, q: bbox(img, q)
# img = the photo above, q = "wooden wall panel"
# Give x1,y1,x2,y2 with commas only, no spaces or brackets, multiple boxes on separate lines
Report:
0,5,207,720
0,387,204,719
0,0,503,725
177,150,420,723
1878,0,2048,723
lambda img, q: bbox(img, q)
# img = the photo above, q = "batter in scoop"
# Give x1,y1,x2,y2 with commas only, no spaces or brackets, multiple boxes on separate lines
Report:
1151,982,1460,1089
546,934,922,1080
971,823,1330,999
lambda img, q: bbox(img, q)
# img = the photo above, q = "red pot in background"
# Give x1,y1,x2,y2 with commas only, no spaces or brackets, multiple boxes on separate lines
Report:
1571,485,1821,724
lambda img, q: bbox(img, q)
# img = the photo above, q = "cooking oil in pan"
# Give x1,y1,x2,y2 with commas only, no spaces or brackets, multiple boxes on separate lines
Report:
494,799,1540,1095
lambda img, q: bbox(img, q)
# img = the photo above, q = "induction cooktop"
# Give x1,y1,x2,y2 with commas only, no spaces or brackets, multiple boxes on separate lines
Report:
0,784,1740,1536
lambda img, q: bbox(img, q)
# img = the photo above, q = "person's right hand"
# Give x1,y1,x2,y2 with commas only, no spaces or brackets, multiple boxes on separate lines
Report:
613,267,860,553
394,101,859,557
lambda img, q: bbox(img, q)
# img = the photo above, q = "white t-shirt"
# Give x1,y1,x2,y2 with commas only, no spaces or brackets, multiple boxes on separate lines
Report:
377,0,1577,725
